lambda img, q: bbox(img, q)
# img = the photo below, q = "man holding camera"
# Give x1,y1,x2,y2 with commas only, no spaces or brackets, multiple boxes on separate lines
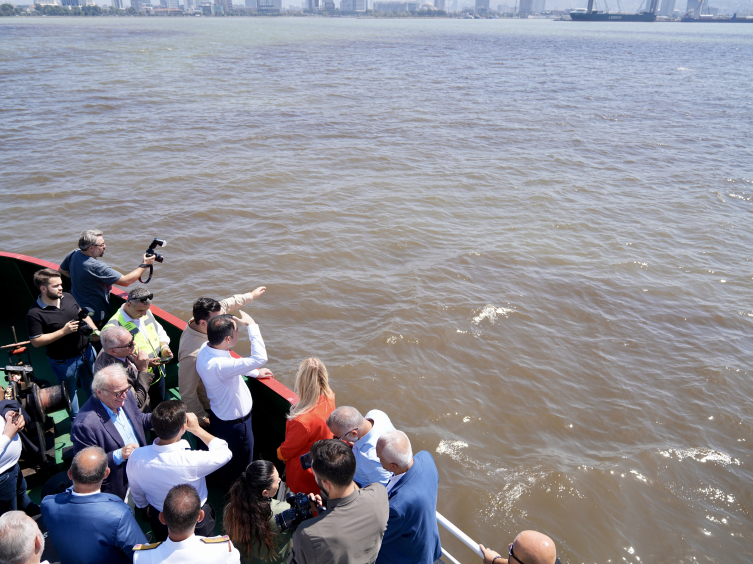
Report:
59,229,157,328
289,439,389,564
26,268,100,420
104,288,172,408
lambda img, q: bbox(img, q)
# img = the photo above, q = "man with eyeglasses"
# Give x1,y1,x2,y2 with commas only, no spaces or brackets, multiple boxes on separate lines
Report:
59,229,157,328
104,288,172,408
93,326,153,412
326,406,395,488
479,530,560,564
70,364,153,500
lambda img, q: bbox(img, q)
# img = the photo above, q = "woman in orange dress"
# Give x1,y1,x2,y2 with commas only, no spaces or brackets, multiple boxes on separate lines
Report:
276,358,336,496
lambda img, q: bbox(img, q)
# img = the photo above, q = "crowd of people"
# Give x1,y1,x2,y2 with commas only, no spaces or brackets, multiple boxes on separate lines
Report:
0,230,562,564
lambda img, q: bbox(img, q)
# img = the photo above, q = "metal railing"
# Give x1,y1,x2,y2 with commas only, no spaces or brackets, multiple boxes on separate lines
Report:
436,511,483,564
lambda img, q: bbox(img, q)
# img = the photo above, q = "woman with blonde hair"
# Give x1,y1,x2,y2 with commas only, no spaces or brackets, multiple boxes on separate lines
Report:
276,357,336,495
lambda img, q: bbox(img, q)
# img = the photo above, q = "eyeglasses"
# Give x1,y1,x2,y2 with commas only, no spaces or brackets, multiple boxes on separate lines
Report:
91,243,106,248
509,544,526,564
129,293,153,303
334,427,359,442
113,339,135,350
103,387,129,399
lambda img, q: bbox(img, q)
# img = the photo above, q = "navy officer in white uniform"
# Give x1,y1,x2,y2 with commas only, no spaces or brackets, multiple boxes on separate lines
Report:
133,484,240,564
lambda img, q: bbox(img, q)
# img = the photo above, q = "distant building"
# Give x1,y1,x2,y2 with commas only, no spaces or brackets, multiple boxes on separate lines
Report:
434,0,444,8
518,0,543,13
658,0,674,15
111,0,124,7
245,0,256,7
340,0,366,10
474,0,488,13
258,0,281,10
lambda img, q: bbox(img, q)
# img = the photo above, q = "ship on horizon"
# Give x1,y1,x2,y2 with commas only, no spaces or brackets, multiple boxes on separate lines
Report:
569,0,658,21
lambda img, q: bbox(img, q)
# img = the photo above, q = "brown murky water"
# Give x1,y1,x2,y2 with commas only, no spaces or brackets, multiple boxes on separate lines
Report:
1,17,753,563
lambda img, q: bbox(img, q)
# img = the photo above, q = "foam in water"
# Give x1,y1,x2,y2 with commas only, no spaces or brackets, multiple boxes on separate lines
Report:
659,448,740,466
472,304,515,325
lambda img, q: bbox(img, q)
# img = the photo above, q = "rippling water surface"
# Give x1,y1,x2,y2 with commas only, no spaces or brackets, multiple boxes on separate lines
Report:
2,17,753,563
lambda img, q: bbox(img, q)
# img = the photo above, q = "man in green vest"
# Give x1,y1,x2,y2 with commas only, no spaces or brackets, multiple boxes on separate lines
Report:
104,288,172,408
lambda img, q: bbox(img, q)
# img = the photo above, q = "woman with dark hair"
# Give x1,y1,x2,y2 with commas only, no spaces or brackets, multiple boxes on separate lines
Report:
224,460,293,564
276,357,336,496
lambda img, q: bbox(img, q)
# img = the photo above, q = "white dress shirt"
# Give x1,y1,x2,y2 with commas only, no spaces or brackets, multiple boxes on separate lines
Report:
353,409,395,487
133,534,241,564
385,471,405,493
126,438,232,511
0,418,22,474
195,323,267,421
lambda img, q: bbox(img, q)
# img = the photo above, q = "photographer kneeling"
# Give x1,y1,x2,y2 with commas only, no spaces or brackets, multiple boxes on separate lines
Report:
224,461,292,563
289,439,389,564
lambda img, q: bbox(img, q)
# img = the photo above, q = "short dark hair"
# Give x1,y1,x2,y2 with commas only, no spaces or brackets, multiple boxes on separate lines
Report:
33,268,61,291
163,485,201,534
151,400,187,440
311,439,356,488
207,314,236,346
193,297,222,324
70,446,108,485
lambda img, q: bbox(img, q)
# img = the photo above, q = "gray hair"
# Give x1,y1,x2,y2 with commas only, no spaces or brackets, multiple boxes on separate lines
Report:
78,229,103,251
91,364,128,394
127,287,152,304
100,326,131,353
0,511,40,564
377,430,413,468
71,446,109,485
326,406,365,433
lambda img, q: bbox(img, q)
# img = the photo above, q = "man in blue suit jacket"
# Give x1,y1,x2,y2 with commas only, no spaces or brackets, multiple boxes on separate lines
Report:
374,430,442,564
70,364,152,500
41,446,147,564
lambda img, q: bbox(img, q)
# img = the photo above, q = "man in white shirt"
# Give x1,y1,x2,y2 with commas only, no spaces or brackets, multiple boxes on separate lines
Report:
0,409,37,515
196,311,269,485
133,484,240,564
126,400,232,541
0,511,47,564
103,288,172,407
326,407,396,487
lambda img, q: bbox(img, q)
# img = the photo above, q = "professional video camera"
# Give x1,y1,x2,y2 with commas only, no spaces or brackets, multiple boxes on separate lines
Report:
145,238,166,263
76,308,94,337
274,492,325,533
139,238,166,284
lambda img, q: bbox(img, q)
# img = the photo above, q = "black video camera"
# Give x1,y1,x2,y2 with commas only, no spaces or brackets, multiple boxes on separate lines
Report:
145,238,166,263
77,309,94,337
274,492,325,533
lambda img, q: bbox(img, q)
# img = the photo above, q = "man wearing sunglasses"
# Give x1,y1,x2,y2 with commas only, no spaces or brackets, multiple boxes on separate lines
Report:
104,288,172,408
94,326,154,412
479,530,560,564
59,229,157,328
70,364,153,501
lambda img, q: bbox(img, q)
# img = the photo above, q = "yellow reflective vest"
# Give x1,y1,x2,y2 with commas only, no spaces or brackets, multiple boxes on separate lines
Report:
104,308,165,387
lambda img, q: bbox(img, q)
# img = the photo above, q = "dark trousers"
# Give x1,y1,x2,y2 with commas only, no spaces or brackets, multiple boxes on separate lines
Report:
209,411,254,487
0,463,33,515
149,500,215,542
148,370,166,408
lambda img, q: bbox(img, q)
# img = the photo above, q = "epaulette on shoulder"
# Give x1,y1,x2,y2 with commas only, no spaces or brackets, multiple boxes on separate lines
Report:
201,535,231,544
134,542,162,551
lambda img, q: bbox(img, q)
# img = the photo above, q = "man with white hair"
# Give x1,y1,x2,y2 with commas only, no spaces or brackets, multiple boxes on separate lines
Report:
0,511,46,564
326,406,395,487
94,325,153,412
374,430,441,564
70,364,152,500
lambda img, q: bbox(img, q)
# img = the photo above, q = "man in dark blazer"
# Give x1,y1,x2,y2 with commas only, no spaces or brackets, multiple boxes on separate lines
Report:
70,364,152,500
41,446,147,564
374,430,442,564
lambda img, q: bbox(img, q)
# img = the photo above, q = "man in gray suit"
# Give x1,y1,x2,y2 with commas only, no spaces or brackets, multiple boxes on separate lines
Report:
289,440,389,564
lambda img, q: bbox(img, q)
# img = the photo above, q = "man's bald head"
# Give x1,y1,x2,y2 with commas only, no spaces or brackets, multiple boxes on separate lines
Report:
376,430,413,469
70,446,109,486
513,530,557,564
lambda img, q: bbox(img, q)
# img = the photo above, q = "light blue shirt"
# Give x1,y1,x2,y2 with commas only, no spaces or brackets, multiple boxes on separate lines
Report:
353,409,395,487
101,400,139,466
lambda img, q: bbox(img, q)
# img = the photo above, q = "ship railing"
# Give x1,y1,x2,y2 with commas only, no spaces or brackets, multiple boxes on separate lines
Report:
436,511,483,564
